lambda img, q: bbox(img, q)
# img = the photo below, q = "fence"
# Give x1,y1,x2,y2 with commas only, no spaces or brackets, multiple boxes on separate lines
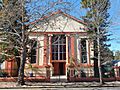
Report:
0,66,120,82
67,65,120,82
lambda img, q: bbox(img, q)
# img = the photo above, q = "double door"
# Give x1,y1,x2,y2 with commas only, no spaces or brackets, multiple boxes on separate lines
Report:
52,62,66,76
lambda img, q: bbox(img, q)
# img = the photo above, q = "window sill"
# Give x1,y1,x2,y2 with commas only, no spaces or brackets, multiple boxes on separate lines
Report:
51,60,66,62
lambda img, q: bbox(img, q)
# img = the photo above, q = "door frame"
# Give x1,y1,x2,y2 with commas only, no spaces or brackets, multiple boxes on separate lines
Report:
50,34,67,76
52,61,66,76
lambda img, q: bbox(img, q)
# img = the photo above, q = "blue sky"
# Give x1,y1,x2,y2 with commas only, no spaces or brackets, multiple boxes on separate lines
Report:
107,0,120,52
28,0,120,52
67,0,120,52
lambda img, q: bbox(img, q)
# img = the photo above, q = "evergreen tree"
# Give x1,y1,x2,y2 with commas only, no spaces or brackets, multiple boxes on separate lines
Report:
81,0,111,84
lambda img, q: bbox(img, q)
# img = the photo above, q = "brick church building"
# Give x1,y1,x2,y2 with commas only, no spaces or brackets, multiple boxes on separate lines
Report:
1,10,95,81
25,10,95,81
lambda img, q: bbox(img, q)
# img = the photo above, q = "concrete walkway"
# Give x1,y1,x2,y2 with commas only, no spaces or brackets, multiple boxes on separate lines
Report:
0,81,120,89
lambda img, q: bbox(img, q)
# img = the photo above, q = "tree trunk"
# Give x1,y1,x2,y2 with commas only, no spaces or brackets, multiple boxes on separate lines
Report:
97,27,103,84
17,46,26,85
94,40,99,77
94,57,99,77
17,1,26,85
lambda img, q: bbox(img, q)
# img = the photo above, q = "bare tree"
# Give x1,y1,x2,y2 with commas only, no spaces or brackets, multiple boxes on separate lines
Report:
0,0,70,85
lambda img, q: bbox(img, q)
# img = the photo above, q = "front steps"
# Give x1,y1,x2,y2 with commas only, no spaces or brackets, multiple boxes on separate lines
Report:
50,75,67,82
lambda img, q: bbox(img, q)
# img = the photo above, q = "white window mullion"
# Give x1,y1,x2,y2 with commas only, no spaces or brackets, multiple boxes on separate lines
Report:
58,37,60,60
86,40,89,64
77,38,81,64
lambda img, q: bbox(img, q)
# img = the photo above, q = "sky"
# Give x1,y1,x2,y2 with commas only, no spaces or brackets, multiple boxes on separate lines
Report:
67,0,120,52
108,0,120,52
28,0,120,52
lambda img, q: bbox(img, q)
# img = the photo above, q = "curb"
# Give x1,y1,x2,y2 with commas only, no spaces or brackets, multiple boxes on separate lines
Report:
0,84,120,89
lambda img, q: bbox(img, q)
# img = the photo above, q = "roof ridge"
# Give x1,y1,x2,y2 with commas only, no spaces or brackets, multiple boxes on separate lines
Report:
27,10,87,26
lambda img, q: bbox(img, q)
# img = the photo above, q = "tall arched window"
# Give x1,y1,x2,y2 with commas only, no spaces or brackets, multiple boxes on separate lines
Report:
29,39,37,64
52,35,66,60
81,38,87,63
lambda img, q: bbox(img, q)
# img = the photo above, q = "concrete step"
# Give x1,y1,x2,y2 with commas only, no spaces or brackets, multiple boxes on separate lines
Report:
50,75,67,82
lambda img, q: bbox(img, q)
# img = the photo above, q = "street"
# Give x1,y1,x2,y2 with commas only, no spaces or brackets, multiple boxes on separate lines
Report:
1,87,120,90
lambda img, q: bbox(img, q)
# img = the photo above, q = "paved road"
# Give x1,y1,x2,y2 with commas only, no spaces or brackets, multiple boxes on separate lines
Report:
1,87,120,90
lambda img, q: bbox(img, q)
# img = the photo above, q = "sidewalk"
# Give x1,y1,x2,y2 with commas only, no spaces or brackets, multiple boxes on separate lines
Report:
0,81,120,88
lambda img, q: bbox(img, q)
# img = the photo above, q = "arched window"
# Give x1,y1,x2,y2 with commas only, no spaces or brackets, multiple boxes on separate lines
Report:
81,38,87,63
29,39,37,64
52,35,66,60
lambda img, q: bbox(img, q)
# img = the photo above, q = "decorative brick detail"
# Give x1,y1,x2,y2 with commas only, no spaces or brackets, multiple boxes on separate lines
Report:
48,35,52,64
70,36,75,58
43,35,48,65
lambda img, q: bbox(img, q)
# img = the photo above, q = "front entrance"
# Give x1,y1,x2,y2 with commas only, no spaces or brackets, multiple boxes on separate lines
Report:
51,34,66,76
52,62,66,76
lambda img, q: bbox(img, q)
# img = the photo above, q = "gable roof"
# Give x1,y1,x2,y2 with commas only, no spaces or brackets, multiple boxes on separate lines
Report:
28,10,87,26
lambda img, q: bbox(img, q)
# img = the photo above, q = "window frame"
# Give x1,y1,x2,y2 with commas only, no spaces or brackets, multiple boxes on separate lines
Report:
81,38,87,63
51,35,66,60
29,39,37,64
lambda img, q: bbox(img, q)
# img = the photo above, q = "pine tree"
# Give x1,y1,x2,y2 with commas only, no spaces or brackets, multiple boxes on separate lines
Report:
81,0,111,84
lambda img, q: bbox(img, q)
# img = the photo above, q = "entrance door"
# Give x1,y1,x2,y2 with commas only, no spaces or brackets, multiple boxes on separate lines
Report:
59,62,66,75
52,62,66,76
51,35,66,76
